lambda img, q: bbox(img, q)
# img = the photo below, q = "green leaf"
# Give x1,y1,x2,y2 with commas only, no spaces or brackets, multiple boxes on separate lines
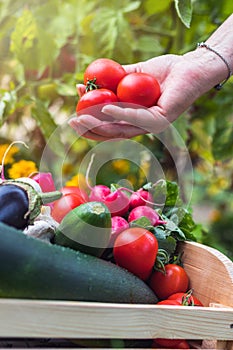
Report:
31,99,64,156
133,35,163,54
157,235,177,255
129,216,154,230
153,226,167,240
55,82,76,97
164,216,186,240
174,0,193,28
92,8,133,59
212,123,233,161
164,181,180,207
10,9,58,71
0,90,17,125
178,210,198,241
144,0,171,15
122,1,141,13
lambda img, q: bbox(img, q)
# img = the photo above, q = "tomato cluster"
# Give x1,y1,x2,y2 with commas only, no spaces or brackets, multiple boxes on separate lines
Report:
76,58,161,119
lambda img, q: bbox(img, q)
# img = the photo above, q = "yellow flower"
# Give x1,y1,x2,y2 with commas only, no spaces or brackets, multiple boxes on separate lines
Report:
112,159,130,175
207,177,229,196
8,160,38,179
65,174,79,187
126,174,138,187
65,173,91,192
62,163,74,176
0,144,19,165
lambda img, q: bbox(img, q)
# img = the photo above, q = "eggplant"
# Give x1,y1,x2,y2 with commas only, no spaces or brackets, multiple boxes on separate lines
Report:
0,179,61,230
0,184,29,229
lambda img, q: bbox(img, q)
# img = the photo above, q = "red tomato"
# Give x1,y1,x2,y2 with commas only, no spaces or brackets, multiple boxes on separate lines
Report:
113,227,158,281
149,264,189,300
168,291,204,306
152,339,190,348
117,72,161,107
84,58,126,93
51,193,86,223
157,299,181,305
152,299,190,349
60,186,89,202
76,88,118,121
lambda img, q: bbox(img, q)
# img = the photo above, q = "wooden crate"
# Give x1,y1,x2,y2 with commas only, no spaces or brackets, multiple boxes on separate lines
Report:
0,241,232,349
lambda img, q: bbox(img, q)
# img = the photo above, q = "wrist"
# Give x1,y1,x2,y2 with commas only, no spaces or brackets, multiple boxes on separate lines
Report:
197,42,232,90
183,49,227,94
184,14,233,93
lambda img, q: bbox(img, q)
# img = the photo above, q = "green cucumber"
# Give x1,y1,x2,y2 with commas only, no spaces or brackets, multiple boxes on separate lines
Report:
0,222,158,304
54,201,111,257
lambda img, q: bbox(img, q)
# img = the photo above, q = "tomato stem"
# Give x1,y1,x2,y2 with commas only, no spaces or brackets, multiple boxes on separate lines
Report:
154,249,170,273
85,78,99,92
181,289,195,306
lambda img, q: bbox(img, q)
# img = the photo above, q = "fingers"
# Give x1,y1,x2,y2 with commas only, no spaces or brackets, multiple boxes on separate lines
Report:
69,115,147,140
102,105,170,134
121,62,142,74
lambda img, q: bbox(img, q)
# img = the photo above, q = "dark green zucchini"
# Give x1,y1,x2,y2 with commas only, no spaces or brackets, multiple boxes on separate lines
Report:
54,201,111,257
0,222,158,304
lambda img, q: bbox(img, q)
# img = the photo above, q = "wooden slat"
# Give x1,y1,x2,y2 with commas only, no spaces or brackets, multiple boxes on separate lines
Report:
0,299,232,340
178,241,233,307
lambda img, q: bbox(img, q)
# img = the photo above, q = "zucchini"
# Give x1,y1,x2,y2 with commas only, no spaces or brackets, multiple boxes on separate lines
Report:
0,222,158,304
54,201,111,257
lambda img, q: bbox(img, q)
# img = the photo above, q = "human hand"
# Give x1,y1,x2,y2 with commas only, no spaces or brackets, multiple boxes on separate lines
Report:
69,52,213,140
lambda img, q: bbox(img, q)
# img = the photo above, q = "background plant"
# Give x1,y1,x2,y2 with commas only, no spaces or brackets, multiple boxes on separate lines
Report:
0,0,232,258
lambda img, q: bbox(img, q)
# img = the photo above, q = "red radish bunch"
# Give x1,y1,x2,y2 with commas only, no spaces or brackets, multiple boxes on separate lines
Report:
88,184,166,246
89,185,130,217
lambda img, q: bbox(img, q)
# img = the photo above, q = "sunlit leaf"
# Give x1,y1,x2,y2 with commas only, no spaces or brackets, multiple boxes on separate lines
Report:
91,7,133,59
0,90,17,125
10,9,58,71
144,0,171,15
122,1,141,13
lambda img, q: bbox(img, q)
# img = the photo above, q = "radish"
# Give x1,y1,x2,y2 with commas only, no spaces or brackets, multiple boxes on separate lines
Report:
129,188,153,209
128,206,166,226
32,172,56,193
89,185,130,216
109,216,129,246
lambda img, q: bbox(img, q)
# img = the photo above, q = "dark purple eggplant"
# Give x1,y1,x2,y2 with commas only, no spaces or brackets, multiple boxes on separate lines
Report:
0,179,61,230
0,184,29,229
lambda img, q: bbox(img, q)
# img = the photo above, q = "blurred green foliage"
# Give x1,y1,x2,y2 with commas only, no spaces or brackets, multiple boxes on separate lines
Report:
0,0,233,258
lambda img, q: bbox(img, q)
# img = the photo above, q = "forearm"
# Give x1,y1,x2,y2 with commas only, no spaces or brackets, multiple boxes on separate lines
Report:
184,14,233,94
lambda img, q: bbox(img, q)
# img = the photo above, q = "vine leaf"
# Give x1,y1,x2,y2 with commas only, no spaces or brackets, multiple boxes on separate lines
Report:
31,99,64,156
10,9,57,71
174,0,193,28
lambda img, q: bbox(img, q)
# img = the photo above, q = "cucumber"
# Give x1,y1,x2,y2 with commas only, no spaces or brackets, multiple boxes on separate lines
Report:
0,222,158,304
54,201,111,257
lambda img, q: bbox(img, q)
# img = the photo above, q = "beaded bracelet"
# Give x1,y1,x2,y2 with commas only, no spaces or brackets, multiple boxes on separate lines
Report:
197,42,232,90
